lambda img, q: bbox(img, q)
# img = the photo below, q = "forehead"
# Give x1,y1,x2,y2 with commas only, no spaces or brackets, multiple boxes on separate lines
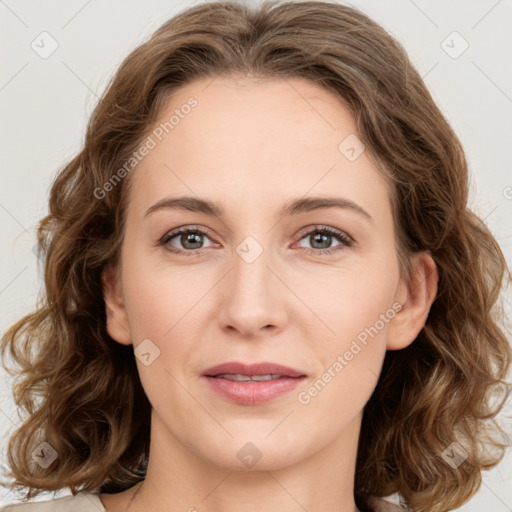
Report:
126,75,391,222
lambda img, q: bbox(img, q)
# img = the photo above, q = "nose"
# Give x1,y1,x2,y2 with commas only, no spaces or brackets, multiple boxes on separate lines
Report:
217,243,288,339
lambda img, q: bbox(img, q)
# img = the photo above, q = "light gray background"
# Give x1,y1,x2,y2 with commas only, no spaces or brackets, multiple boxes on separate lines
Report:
1,0,511,509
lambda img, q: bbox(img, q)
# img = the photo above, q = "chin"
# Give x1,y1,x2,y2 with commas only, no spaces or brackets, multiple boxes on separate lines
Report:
198,436,306,472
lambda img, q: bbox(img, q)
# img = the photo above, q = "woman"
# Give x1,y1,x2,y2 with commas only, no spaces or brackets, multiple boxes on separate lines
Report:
1,1,510,511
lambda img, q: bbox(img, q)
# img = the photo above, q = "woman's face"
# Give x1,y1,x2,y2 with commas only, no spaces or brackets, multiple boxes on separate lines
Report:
103,75,435,472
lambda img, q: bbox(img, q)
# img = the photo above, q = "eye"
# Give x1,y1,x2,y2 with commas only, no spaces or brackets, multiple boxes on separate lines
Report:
158,226,216,255
294,226,353,256
158,224,353,257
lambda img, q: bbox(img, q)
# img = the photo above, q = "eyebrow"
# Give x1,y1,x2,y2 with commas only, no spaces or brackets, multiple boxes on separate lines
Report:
144,195,373,224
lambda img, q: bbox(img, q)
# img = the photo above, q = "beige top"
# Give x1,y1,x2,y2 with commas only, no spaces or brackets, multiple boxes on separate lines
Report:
0,493,107,511
0,491,405,511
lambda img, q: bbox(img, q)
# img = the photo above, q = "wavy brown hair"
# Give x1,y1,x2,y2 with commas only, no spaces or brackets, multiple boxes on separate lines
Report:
1,1,511,511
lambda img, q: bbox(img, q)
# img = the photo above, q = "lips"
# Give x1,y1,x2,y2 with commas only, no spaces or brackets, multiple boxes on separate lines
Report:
202,361,307,405
203,361,307,378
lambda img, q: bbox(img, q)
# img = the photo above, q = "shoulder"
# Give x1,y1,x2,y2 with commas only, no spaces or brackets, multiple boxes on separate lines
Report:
366,495,407,511
0,492,106,512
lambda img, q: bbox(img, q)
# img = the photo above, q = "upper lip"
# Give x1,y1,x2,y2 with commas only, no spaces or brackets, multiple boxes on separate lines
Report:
203,361,307,378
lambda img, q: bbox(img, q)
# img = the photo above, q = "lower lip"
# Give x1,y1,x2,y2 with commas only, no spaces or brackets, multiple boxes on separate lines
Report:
202,375,306,405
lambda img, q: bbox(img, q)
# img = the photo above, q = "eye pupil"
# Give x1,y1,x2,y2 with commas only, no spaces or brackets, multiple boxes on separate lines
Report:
311,232,331,249
182,232,203,249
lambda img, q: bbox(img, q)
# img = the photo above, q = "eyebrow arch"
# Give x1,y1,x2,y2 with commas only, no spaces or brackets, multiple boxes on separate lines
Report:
144,195,373,224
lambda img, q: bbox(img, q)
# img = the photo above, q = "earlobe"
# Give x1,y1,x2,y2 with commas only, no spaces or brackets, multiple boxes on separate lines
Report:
101,264,132,346
387,251,438,350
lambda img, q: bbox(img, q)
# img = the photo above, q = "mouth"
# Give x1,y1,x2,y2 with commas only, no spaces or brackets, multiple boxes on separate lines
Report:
203,361,307,379
202,361,307,405
209,374,292,381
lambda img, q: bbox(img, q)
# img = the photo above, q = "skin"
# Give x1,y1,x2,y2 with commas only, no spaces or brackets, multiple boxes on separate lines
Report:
100,75,438,512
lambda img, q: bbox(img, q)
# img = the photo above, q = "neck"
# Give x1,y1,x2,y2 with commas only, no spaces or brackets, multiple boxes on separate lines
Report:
112,409,363,512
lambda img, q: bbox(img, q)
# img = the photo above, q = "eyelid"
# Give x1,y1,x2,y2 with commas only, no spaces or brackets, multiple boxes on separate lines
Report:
295,224,352,242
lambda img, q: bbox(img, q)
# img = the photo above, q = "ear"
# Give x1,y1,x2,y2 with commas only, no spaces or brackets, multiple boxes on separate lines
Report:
387,251,438,350
101,263,132,346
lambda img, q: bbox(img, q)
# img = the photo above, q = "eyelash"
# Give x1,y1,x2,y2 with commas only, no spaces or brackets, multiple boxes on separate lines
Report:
158,225,353,257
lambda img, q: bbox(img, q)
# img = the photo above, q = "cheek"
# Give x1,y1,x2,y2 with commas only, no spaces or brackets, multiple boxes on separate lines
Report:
120,253,210,389
296,258,398,401
121,246,201,340
120,264,199,407
294,251,399,343
296,279,394,419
